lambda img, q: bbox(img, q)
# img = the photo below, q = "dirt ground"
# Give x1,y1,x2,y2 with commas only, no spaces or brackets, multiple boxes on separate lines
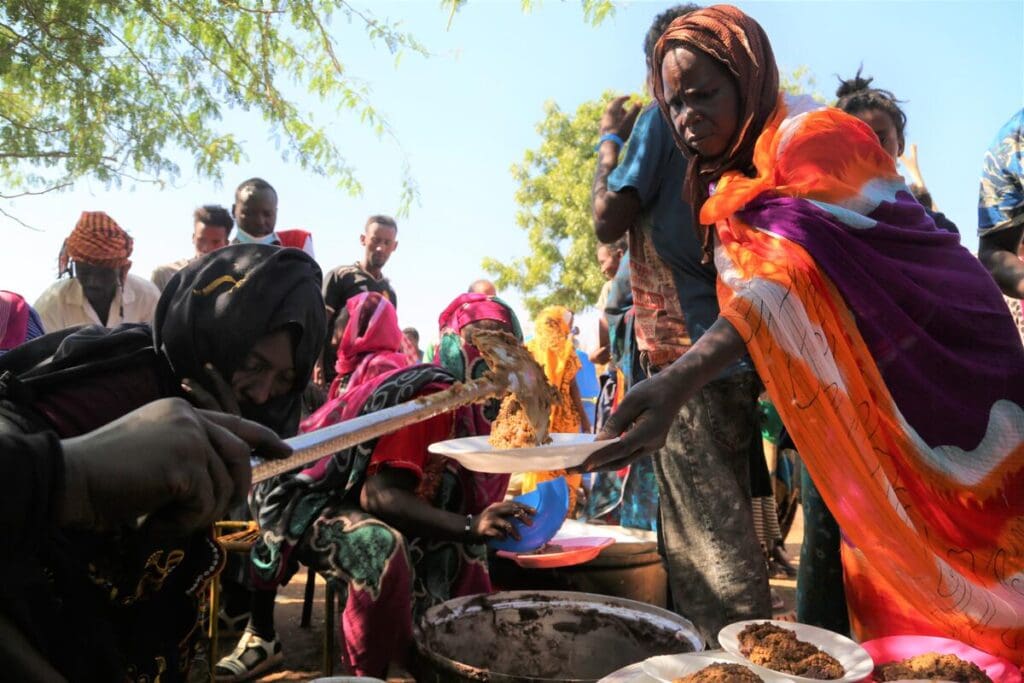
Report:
209,512,805,682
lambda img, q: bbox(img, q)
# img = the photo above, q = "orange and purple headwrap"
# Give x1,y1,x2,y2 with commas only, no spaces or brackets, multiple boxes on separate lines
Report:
652,4,780,261
65,211,134,271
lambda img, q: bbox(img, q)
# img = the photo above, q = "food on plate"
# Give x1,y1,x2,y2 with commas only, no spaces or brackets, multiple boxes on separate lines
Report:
489,394,550,449
521,542,564,555
673,662,764,682
737,622,845,679
472,328,557,448
874,652,992,682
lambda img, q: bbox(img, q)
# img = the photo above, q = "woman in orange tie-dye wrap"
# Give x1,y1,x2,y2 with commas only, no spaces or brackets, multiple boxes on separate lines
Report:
584,4,1024,664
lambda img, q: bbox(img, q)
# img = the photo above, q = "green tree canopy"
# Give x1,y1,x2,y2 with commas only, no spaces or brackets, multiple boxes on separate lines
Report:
0,1,427,220
487,68,822,318
443,0,615,29
483,91,641,317
1,0,617,226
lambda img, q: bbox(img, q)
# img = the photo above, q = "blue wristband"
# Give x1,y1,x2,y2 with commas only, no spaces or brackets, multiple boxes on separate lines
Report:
595,133,625,152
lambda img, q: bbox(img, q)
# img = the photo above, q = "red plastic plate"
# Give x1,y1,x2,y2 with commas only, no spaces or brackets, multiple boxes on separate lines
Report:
497,536,615,569
861,635,1022,682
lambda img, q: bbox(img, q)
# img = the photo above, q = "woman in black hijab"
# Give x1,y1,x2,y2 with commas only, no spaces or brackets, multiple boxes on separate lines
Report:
158,243,325,437
0,244,324,682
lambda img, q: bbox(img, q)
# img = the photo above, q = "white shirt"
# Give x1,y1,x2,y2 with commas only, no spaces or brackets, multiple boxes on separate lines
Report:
34,273,161,333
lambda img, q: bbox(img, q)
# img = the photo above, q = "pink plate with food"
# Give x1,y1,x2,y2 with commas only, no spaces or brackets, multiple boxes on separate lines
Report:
861,635,1021,683
496,536,614,569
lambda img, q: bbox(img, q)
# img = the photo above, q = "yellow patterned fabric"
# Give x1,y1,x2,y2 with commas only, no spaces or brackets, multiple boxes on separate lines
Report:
522,306,582,510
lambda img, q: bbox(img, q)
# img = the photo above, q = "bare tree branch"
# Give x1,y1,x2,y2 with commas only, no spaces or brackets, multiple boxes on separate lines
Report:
0,151,73,159
0,181,74,199
0,205,44,231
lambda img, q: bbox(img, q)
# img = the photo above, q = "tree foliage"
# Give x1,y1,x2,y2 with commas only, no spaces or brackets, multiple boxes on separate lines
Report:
483,90,643,317
442,0,615,30
781,65,827,104
0,0,427,220
488,68,822,317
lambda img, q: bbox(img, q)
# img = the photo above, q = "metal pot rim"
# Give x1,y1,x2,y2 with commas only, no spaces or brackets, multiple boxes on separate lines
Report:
415,590,704,683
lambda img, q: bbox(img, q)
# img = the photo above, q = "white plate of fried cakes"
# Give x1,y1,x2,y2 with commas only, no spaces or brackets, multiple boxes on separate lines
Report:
642,651,789,682
719,620,874,683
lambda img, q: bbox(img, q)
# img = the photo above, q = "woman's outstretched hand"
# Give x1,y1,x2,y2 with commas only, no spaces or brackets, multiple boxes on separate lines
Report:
576,317,749,473
577,373,689,473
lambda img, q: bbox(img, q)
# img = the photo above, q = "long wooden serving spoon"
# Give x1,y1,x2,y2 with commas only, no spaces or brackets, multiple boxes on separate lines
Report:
250,330,557,484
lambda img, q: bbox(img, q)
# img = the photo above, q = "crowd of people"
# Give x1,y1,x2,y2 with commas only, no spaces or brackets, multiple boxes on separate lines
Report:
1,2,1023,681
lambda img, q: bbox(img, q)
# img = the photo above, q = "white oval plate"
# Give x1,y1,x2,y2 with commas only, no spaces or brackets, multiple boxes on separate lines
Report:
719,620,874,683
643,651,790,682
596,661,650,683
600,651,760,683
427,433,619,473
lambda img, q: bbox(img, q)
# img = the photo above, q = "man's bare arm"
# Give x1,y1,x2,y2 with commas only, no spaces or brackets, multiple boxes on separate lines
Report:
592,96,643,243
978,224,1024,298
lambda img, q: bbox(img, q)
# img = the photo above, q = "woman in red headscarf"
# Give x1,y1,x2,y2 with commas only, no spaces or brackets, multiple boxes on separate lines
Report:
320,291,412,401
584,4,1024,663
240,293,534,680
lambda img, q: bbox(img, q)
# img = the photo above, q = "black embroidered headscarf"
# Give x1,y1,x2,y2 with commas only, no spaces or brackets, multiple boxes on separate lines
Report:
154,244,325,436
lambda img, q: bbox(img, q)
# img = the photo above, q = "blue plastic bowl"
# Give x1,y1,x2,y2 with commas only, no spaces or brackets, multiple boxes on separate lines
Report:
488,477,569,553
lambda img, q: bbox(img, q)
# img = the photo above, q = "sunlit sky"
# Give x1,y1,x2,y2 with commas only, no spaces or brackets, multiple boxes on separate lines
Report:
3,1,1022,346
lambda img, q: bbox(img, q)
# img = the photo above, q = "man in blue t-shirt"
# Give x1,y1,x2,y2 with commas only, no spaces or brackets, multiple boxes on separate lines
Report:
590,4,771,642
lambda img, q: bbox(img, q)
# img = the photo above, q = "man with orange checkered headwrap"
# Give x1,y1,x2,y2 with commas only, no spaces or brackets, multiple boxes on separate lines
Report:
34,212,160,333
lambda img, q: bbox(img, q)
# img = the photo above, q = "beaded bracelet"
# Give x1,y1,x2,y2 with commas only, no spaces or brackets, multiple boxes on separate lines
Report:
595,133,625,152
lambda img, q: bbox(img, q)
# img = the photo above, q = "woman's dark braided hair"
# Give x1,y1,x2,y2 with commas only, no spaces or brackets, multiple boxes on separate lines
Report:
835,66,907,150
